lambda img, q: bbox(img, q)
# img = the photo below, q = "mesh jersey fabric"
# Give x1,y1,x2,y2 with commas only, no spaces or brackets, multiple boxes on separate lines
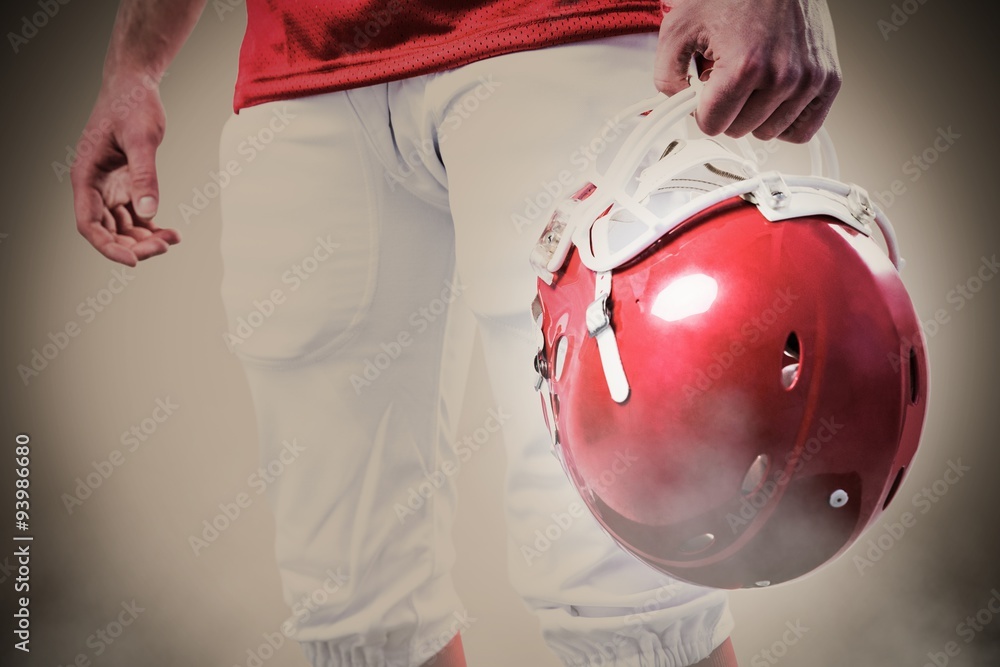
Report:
234,0,663,111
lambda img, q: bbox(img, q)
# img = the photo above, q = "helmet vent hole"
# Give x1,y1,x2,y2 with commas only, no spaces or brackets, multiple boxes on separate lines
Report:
883,466,906,510
741,455,769,495
554,336,569,381
780,332,801,390
907,347,919,405
678,533,715,555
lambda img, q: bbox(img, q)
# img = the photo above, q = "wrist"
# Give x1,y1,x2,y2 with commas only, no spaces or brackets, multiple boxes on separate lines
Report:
101,63,164,97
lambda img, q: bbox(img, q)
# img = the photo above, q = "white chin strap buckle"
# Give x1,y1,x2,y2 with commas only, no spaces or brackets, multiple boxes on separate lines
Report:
588,271,629,404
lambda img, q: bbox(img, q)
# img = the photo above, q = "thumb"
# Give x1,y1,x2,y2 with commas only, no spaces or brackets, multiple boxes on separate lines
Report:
122,129,161,219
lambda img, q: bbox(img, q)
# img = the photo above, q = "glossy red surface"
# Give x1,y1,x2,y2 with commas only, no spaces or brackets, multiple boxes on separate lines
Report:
537,197,928,588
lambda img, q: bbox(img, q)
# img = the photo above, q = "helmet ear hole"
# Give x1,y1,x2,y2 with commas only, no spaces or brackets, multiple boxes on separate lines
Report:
883,466,906,510
781,332,801,390
907,347,919,405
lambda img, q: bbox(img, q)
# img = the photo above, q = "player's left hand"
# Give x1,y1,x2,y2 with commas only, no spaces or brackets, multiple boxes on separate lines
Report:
654,0,842,143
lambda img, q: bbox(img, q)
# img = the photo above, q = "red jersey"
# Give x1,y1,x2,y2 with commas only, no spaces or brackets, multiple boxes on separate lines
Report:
234,1,662,111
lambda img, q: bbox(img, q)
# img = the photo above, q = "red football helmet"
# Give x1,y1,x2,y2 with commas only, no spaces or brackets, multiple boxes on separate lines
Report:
530,87,928,589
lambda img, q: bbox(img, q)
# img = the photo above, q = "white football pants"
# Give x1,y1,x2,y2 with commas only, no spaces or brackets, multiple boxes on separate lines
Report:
219,32,732,667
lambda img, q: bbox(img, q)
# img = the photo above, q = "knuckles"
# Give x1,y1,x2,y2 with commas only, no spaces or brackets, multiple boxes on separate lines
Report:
823,67,844,97
653,0,843,144
729,53,766,84
774,62,806,92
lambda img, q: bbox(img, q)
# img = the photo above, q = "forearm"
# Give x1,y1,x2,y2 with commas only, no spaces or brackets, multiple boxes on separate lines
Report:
103,0,208,84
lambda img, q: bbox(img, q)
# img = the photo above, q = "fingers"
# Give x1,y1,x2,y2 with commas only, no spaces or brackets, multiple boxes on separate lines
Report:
129,235,171,261
69,100,178,265
120,203,183,253
653,0,843,143
723,90,786,138
70,177,133,265
653,28,720,101
678,57,840,142
716,59,804,138
694,55,838,142
654,25,801,139
77,216,139,267
652,18,699,96
150,227,182,246
129,205,182,246
694,57,765,137
72,180,174,267
113,204,182,247
777,76,841,144
751,96,815,141
107,204,173,260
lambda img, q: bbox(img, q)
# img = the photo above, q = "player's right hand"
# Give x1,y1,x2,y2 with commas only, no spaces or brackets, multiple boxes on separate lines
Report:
70,71,180,266
654,0,842,144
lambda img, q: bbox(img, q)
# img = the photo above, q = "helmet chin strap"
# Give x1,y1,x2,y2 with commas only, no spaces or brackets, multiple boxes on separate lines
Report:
586,270,630,403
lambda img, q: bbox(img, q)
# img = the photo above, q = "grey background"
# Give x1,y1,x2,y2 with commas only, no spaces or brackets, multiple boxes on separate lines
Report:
1,0,999,665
